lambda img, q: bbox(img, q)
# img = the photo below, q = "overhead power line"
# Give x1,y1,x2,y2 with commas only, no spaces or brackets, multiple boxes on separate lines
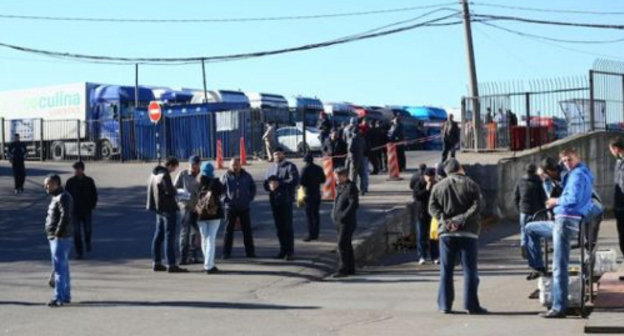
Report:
0,2,458,23
0,13,462,65
472,13,624,30
471,2,624,15
478,21,624,44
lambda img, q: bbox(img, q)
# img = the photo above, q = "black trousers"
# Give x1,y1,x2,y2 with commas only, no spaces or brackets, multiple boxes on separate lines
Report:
615,210,624,257
223,208,255,257
441,141,457,163
271,202,294,256
12,162,25,191
397,145,406,172
305,196,321,239
369,150,380,174
380,147,387,171
336,220,356,274
73,212,93,256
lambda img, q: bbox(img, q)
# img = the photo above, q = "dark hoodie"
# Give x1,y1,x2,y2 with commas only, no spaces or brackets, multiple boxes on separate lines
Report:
146,166,178,214
514,174,547,215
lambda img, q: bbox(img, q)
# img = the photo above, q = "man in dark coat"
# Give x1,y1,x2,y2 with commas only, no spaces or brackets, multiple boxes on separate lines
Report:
388,116,406,172
322,130,347,168
264,147,300,260
513,163,547,258
65,161,98,259
300,153,326,242
331,167,359,278
441,114,460,162
368,122,382,175
411,167,439,264
8,133,27,194
317,112,332,145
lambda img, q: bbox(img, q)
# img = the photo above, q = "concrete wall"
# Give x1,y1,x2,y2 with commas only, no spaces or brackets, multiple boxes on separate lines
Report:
496,131,621,219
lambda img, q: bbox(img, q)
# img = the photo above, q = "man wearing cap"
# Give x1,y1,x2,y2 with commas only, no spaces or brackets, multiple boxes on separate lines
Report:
65,161,98,259
299,153,326,242
331,167,359,278
8,133,27,194
429,158,486,315
264,147,299,260
174,155,202,264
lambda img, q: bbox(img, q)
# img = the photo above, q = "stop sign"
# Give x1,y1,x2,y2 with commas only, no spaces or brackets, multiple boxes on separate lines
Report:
148,101,162,124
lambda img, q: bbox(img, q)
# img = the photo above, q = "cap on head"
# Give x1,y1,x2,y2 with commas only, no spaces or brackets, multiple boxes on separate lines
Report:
201,162,214,177
189,155,201,165
304,153,314,163
443,158,461,174
72,161,85,171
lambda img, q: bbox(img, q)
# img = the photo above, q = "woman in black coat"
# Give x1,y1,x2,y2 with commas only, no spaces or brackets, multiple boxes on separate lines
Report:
196,162,224,274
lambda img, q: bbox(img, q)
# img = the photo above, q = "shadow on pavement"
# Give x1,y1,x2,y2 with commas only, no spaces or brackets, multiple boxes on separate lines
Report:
0,300,320,310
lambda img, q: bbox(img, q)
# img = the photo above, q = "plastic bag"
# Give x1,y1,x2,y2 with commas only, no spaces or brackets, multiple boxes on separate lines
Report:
430,217,439,240
296,186,306,208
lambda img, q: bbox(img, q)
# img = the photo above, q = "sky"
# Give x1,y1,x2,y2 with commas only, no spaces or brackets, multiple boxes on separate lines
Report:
0,0,623,108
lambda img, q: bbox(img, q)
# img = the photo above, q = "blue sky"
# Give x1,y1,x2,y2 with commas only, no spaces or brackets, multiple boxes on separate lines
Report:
0,0,623,107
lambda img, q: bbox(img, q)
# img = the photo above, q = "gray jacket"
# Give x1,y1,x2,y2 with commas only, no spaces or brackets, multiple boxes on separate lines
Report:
428,173,481,238
174,169,200,211
45,188,74,239
347,133,365,164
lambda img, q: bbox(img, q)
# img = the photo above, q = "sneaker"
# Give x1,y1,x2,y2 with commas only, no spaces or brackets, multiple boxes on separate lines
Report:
539,309,565,319
152,264,167,272
417,258,426,265
283,254,294,261
526,268,546,280
206,267,219,274
433,259,440,265
167,266,189,273
47,300,63,308
302,237,314,242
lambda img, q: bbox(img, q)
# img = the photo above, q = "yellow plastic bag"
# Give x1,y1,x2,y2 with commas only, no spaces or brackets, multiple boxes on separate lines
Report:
296,186,306,208
430,217,439,240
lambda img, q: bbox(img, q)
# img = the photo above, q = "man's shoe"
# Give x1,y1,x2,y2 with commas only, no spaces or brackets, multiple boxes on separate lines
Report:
439,309,451,314
526,268,547,280
206,267,219,274
330,272,349,279
619,275,624,281
284,254,294,261
528,289,540,299
167,266,189,273
433,259,440,265
152,264,167,272
47,300,63,308
417,258,426,265
468,307,488,315
539,310,566,319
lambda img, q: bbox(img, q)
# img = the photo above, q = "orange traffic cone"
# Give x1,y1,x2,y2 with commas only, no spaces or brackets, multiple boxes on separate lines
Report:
387,142,402,181
216,139,224,169
240,137,247,165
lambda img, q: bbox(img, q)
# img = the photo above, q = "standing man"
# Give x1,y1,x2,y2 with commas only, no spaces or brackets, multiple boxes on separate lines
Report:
174,155,202,265
609,138,624,281
345,121,364,188
388,115,406,172
429,159,486,315
300,153,326,242
317,112,332,145
7,133,27,194
264,147,299,260
65,161,98,260
146,157,187,273
221,157,257,259
322,130,347,168
44,174,74,307
441,114,460,162
368,121,382,175
412,167,439,265
525,148,594,318
262,123,277,162
513,163,547,258
331,167,359,278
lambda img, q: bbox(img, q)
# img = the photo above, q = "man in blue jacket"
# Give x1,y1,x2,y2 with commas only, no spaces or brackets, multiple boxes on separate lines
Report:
264,147,299,260
525,148,594,318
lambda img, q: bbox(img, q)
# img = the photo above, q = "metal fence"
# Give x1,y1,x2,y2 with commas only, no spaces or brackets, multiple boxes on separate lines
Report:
462,60,624,151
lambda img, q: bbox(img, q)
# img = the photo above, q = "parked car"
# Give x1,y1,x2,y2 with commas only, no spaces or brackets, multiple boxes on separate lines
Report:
275,126,322,152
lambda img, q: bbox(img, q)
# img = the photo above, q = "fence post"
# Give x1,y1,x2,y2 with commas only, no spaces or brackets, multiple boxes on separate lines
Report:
525,92,531,150
589,70,595,132
76,119,82,161
40,118,44,161
0,117,4,160
162,114,168,159
119,116,125,162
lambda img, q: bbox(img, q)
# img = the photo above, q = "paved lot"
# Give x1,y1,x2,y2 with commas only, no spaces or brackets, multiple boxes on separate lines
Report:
1,151,618,335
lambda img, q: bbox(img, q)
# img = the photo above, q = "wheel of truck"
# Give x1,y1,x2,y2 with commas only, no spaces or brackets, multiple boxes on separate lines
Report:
51,141,65,161
100,140,114,160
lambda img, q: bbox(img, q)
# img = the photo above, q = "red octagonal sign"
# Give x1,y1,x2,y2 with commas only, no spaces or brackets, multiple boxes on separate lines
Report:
148,101,162,124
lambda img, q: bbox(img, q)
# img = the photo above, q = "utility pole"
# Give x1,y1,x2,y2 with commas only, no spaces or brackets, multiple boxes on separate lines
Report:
461,0,481,150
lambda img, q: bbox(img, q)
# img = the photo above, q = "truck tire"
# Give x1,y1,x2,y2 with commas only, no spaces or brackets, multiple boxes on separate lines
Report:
100,140,114,160
51,141,65,161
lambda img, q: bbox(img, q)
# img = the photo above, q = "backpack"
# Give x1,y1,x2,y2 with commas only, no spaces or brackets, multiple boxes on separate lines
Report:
195,190,218,218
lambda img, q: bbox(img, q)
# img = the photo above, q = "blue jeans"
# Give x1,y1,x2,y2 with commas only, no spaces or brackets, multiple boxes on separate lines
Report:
152,212,177,267
438,236,481,312
526,217,580,312
358,157,369,193
49,238,71,302
519,213,528,247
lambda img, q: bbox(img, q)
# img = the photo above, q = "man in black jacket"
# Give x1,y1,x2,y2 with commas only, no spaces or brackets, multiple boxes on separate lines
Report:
8,133,27,194
331,167,359,278
264,147,300,260
441,114,460,162
44,174,73,307
146,157,187,273
322,130,347,168
300,153,326,242
65,161,98,259
317,112,332,145
412,167,439,265
513,163,547,258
